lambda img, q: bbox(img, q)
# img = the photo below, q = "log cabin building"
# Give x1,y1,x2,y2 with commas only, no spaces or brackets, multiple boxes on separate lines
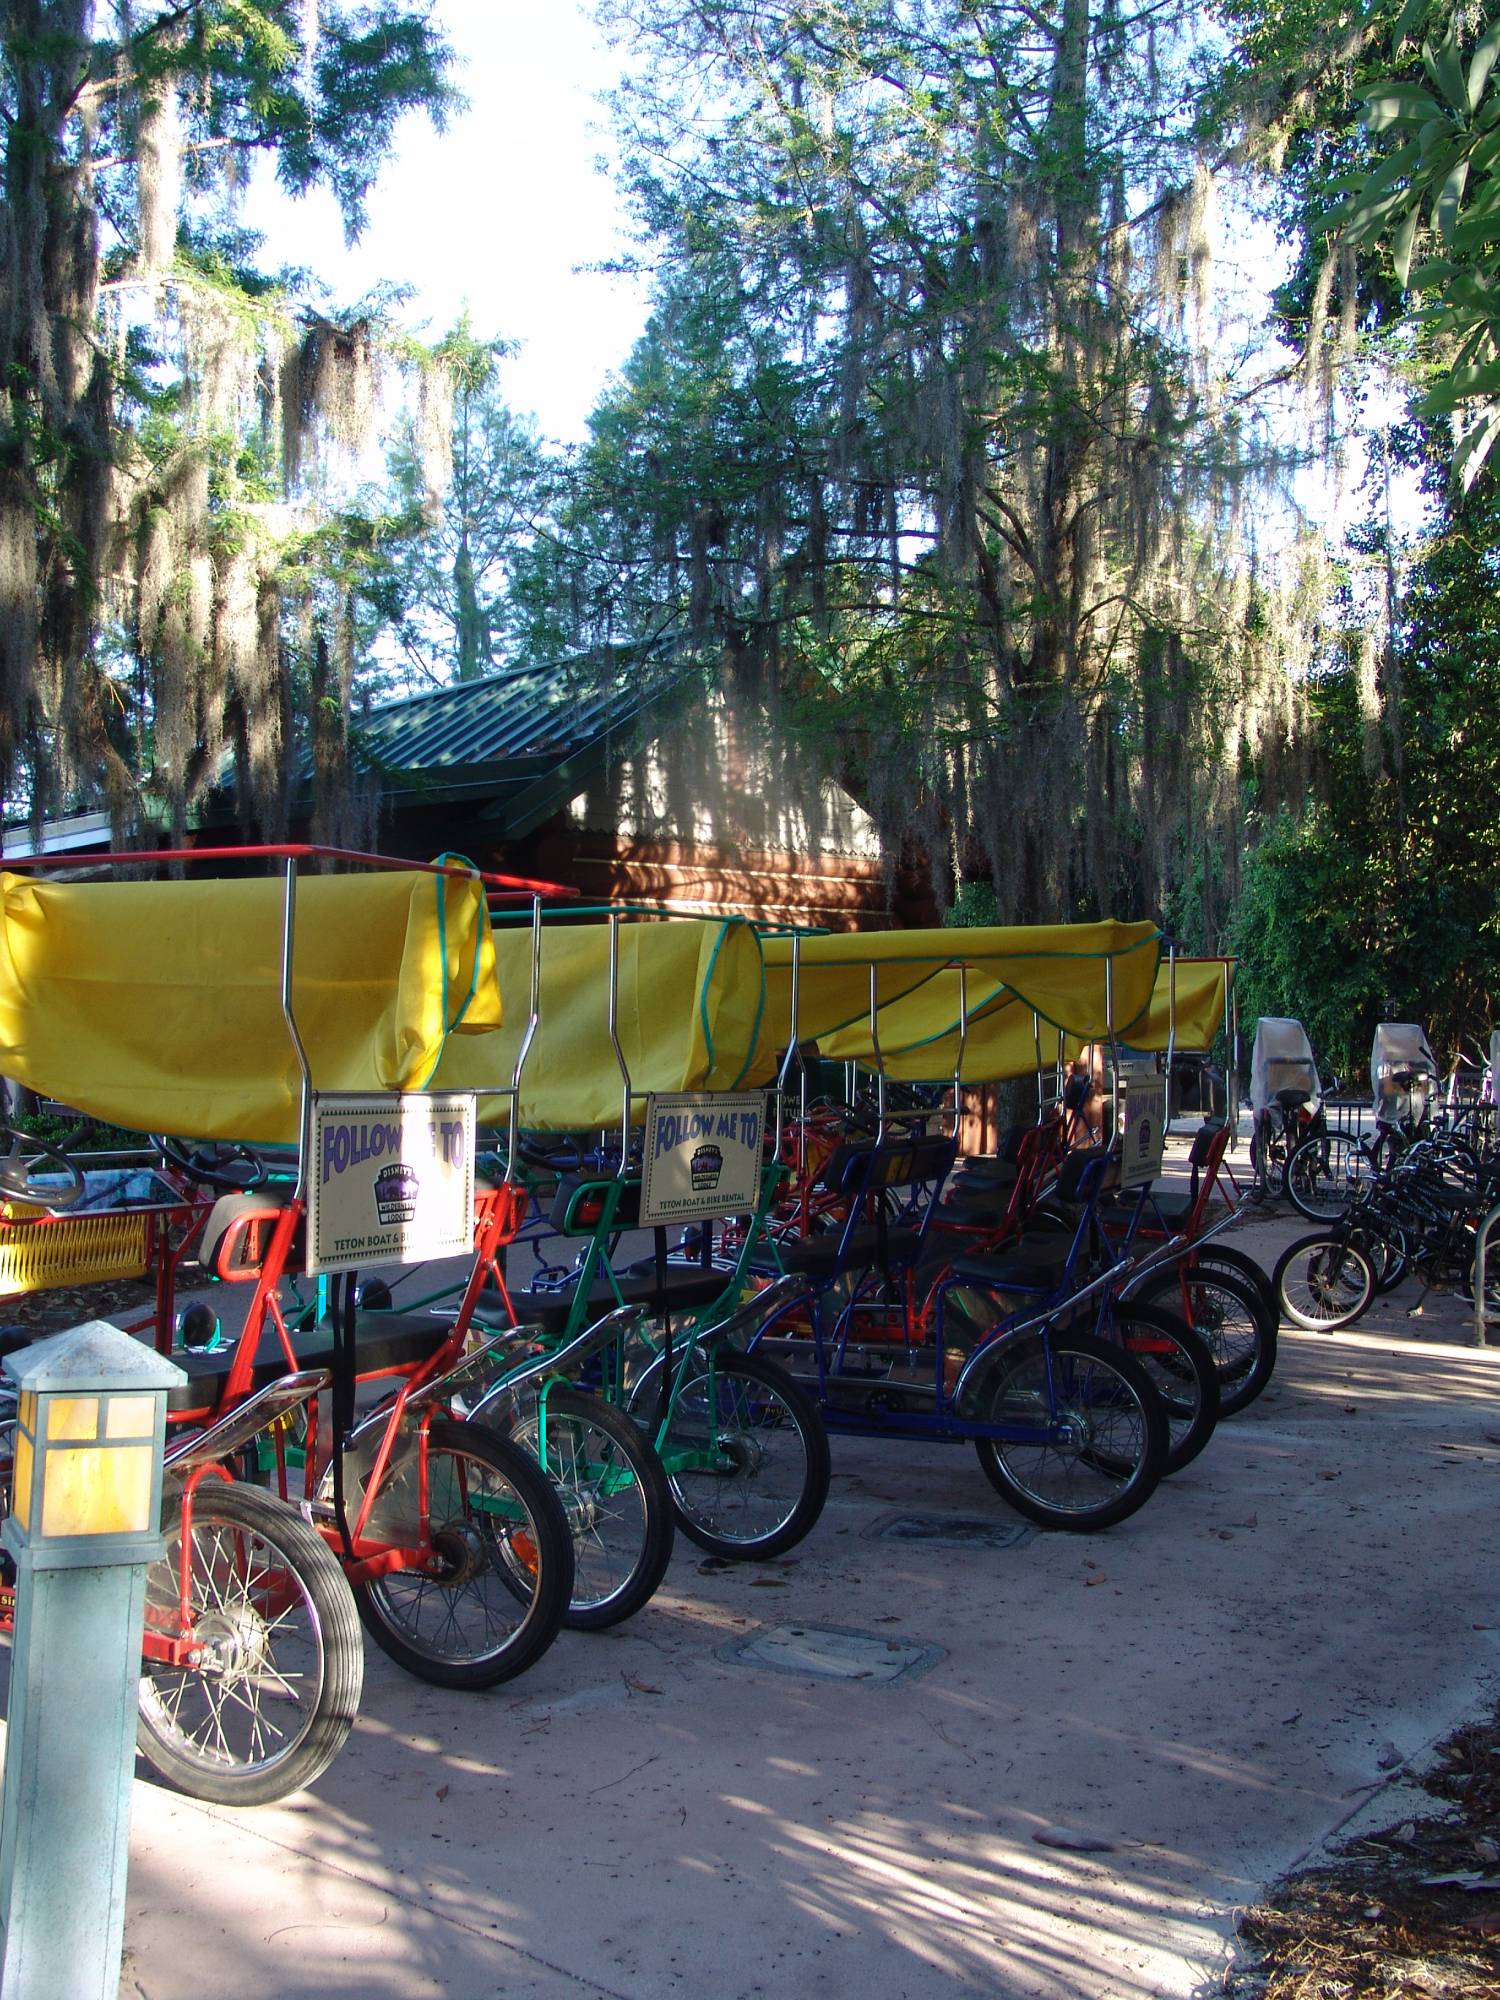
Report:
4,656,936,931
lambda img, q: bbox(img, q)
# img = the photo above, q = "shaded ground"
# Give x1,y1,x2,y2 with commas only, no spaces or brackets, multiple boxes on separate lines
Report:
0,1274,158,1334
2,1132,1498,1997
1229,1704,1500,1998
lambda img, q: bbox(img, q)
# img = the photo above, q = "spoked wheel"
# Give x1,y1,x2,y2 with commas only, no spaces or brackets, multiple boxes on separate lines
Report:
137,1481,362,1808
971,1329,1168,1531
630,1345,830,1560
508,1388,675,1631
1180,1245,1278,1329
1249,1122,1288,1201
1357,1222,1409,1294
1286,1132,1371,1222
354,1418,573,1688
1111,1303,1221,1476
1133,1266,1276,1417
1274,1235,1376,1331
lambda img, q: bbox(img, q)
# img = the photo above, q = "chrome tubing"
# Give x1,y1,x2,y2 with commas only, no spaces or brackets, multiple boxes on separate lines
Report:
951,1257,1142,1407
281,857,314,1205
164,1369,333,1471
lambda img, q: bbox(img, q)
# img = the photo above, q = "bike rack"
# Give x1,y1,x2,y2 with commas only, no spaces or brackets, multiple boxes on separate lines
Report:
1473,1199,1500,1347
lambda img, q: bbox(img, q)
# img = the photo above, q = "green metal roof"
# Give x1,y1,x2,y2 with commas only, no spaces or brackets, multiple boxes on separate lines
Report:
349,658,651,770
315,649,691,837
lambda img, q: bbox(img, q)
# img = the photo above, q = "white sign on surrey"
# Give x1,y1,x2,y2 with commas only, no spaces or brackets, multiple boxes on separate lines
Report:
307,1092,475,1275
639,1092,765,1226
1116,1062,1165,1189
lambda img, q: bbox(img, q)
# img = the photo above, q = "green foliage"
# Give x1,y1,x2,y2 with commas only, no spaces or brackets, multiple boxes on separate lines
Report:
0,1,455,833
1228,455,1500,1076
10,1111,146,1155
943,882,1000,929
372,324,553,686
1334,5,1500,486
512,0,1310,925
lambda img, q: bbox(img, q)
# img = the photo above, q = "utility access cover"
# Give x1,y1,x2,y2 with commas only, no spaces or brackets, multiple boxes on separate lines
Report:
864,1511,1036,1551
719,1622,945,1686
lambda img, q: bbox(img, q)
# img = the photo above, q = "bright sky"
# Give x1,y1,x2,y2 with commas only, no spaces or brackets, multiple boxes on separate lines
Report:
241,0,649,446
240,3,1417,550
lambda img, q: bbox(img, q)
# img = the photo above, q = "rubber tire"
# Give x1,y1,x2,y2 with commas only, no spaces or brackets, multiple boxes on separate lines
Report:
1273,1234,1376,1332
1249,1122,1287,1200
355,1418,572,1689
1286,1132,1370,1222
509,1389,675,1632
971,1329,1168,1531
1357,1220,1409,1294
137,1482,362,1808
633,1345,831,1561
1112,1302,1221,1476
1131,1266,1276,1416
1180,1245,1278,1328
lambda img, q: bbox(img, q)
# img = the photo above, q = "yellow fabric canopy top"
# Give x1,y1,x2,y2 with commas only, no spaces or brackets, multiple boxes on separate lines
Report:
814,950,1230,1083
434,915,767,1131
760,920,1164,1081
0,869,499,1143
437,915,1167,1117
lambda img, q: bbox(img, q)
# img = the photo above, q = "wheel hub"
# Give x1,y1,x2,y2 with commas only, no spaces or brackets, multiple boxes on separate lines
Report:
194,1605,269,1678
425,1519,487,1585
713,1429,764,1476
1053,1410,1089,1451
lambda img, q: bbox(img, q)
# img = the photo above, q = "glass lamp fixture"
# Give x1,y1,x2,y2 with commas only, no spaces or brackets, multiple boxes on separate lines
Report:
3,1321,181,1569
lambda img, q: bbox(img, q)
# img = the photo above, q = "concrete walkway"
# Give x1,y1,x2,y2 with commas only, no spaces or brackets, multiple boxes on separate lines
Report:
98,1181,1500,2000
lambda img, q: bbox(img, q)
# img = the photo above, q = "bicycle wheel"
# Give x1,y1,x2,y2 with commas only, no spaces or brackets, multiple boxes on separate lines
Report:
1356,1219,1409,1293
137,1482,362,1808
1132,1265,1276,1416
1111,1302,1220,1476
971,1329,1168,1531
355,1418,573,1689
631,1345,830,1560
1286,1131,1371,1221
508,1389,674,1632
1181,1245,1278,1328
1250,1121,1287,1199
1273,1234,1375,1332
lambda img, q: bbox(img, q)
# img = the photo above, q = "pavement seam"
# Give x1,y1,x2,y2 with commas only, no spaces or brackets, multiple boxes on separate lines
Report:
159,1794,640,2000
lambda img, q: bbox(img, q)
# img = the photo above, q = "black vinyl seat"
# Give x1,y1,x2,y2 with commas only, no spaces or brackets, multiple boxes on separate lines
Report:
505,1265,728,1334
166,1312,452,1414
781,1223,922,1277
947,1241,1072,1291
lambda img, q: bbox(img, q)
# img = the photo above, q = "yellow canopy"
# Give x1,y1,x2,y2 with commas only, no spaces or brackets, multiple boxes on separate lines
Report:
434,916,767,1130
758,921,1162,1080
0,869,499,1143
1107,955,1234,1056
828,987,1072,1084
812,950,1228,1084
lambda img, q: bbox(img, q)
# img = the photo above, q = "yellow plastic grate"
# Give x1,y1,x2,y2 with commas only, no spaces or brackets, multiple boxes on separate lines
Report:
0,1210,152,1295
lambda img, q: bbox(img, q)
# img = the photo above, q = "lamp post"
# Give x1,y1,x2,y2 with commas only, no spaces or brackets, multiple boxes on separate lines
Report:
0,1319,183,2000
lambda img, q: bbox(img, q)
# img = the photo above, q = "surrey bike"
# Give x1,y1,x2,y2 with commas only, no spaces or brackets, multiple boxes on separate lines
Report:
356,1160,676,1632
736,924,1177,1530
0,1124,360,1806
435,904,832,1566
0,846,578,1795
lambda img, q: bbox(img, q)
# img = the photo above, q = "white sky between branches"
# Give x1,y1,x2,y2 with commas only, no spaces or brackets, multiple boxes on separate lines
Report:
241,1,1411,561
242,0,649,446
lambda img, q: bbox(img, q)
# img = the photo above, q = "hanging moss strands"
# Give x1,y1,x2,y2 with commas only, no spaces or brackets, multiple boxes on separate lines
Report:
515,0,1331,931
0,1,455,845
